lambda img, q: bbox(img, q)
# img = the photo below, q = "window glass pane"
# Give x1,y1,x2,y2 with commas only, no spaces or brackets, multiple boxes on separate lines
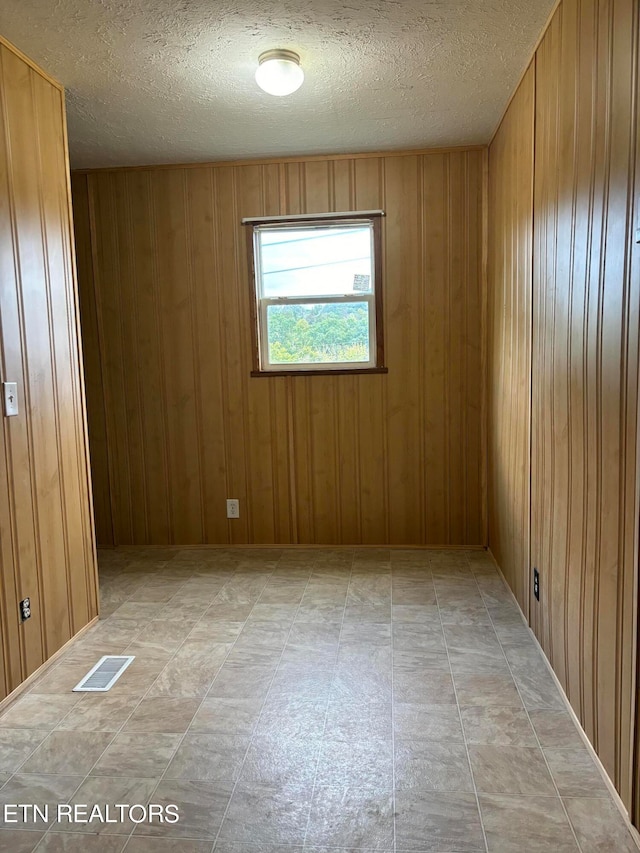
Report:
259,225,372,297
266,302,371,365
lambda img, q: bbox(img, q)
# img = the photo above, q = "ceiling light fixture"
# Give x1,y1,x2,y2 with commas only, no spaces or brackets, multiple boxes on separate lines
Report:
255,49,304,96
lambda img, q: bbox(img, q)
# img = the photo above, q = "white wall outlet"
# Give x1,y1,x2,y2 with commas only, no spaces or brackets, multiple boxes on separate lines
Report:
226,499,240,519
3,382,18,417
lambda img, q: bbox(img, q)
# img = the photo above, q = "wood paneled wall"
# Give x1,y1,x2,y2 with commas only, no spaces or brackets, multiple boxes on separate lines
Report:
488,0,639,814
487,63,535,615
72,148,485,547
0,38,98,700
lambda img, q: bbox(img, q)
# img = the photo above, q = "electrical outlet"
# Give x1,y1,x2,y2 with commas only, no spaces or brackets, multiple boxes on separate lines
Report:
533,568,540,602
3,382,18,417
226,499,240,519
20,598,31,622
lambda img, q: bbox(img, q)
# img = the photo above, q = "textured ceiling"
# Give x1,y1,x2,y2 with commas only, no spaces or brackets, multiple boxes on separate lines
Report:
0,0,554,169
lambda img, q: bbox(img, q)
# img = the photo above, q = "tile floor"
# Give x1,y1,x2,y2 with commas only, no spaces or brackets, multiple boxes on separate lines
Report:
0,547,637,852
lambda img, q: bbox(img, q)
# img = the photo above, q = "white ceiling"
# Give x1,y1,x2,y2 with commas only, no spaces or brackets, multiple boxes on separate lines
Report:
0,0,554,169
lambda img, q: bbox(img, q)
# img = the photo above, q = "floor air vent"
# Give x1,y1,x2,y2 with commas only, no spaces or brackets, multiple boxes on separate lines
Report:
73,655,135,692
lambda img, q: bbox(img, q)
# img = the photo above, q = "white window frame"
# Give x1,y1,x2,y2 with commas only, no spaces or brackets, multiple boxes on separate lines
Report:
243,211,385,375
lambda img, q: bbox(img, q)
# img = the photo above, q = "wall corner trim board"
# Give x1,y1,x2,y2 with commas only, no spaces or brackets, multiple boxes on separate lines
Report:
0,35,99,701
488,0,640,824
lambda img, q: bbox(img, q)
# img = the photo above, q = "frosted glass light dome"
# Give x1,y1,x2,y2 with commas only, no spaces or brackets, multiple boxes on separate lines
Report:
255,50,304,96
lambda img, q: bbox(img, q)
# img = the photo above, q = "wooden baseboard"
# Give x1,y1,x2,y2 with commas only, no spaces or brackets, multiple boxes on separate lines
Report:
0,616,99,715
99,543,488,551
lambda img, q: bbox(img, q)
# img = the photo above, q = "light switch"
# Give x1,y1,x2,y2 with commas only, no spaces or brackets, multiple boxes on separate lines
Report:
3,382,18,417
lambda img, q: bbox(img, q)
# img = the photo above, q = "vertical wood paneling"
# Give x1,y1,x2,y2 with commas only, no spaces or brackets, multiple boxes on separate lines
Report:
73,147,485,547
488,0,639,816
0,38,98,700
532,0,639,806
487,64,535,613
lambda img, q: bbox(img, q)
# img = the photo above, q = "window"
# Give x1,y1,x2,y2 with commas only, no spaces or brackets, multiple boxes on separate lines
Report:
243,211,386,375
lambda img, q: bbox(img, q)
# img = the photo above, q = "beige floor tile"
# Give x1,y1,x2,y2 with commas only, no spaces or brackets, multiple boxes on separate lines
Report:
286,623,341,651
123,698,200,733
342,604,391,624
502,647,564,709
27,665,95,696
391,581,437,606
395,739,474,792
323,699,392,741
186,620,244,642
146,640,232,698
563,796,639,852
544,748,609,797
201,603,254,622
391,604,440,623
216,845,303,853
257,697,329,739
294,602,345,624
479,794,579,852
108,602,164,622
461,706,537,746
136,778,234,839
36,833,127,851
248,604,298,623
257,583,307,605
269,667,334,702
241,733,320,786
331,669,391,705
106,660,168,697
439,603,492,626
493,620,533,646
0,775,83,829
512,670,565,710
340,623,391,646
0,730,50,772
305,785,394,848
315,738,393,788
393,648,451,673
394,671,456,705
346,576,391,606
233,622,290,651
448,647,511,676
453,674,523,708
392,623,445,653
529,709,587,748
56,695,139,732
91,732,180,777
165,733,250,782
394,790,485,852
208,663,276,701
225,646,281,668
0,696,80,730
443,624,502,654
0,830,44,852
19,732,112,776
65,776,159,835
126,839,212,853
469,744,556,795
435,586,483,608
394,703,464,742
217,782,311,845
189,697,264,735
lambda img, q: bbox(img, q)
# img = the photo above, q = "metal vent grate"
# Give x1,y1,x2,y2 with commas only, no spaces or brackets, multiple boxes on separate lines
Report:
72,655,135,692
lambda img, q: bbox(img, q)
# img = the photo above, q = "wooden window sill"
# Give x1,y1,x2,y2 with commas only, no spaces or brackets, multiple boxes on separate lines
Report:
251,367,389,378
